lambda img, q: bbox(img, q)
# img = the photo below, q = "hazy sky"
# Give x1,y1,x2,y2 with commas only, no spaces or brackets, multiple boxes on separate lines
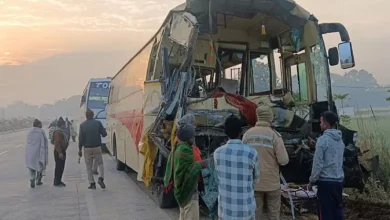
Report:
0,0,389,106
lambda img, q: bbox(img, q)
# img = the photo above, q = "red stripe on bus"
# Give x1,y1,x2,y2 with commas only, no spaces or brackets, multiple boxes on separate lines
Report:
109,109,144,152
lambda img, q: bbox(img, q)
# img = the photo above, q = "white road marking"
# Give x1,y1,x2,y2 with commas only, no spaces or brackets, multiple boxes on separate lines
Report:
13,144,22,148
0,150,8,156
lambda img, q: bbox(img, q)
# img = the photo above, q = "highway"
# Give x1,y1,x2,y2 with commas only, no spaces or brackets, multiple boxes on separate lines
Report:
0,129,173,220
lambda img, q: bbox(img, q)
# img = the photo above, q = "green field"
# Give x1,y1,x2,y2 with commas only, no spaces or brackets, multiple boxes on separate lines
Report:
350,115,390,134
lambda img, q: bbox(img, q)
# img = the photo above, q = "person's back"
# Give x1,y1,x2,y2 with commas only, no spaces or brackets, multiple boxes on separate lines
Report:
78,110,107,190
79,119,107,147
243,125,288,191
242,105,289,220
214,141,259,219
214,115,260,220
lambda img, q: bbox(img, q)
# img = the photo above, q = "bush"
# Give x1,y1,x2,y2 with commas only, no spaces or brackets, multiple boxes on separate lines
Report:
346,115,390,203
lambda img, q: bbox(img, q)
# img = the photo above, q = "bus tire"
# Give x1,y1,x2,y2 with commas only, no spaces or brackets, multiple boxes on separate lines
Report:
116,160,126,171
113,136,125,171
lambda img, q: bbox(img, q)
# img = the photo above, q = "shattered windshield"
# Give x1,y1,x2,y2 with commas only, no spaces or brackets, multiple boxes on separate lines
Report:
310,34,330,102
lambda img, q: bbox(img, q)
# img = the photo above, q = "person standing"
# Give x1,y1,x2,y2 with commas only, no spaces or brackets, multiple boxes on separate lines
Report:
164,122,207,220
242,105,289,220
173,114,202,163
214,115,260,220
65,117,72,141
70,120,77,142
52,118,69,187
307,111,345,220
78,109,107,190
25,119,48,188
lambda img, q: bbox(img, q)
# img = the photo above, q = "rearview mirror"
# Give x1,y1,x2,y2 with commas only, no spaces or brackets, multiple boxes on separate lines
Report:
81,95,86,103
339,42,355,69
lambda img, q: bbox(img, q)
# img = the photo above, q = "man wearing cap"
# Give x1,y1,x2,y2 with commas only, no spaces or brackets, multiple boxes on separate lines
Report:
164,122,208,220
242,105,289,220
307,111,345,220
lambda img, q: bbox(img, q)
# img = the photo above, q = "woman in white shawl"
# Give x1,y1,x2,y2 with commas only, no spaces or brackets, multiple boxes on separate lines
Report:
25,119,48,188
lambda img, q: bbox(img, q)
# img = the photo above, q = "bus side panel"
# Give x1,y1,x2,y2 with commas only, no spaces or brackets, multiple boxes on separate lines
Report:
107,39,154,172
122,91,143,172
136,82,161,181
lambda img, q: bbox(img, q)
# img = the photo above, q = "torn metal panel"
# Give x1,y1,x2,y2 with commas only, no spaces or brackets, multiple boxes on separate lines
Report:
185,0,311,34
200,156,218,219
169,12,198,48
188,109,239,127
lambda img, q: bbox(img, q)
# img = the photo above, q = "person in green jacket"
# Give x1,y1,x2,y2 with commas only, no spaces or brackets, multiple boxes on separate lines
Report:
164,122,208,220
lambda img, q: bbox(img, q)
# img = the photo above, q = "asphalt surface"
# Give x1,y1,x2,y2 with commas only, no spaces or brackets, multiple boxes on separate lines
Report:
0,129,173,220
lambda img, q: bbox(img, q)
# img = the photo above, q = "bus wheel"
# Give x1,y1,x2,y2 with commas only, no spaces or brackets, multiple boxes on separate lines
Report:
113,136,125,171
116,160,126,171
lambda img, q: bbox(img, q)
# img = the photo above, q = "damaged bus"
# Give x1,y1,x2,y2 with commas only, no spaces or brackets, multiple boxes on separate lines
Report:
106,0,377,209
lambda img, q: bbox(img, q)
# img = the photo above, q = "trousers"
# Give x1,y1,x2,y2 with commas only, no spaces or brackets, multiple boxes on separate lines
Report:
84,147,104,183
29,168,42,182
255,190,281,220
179,200,199,220
54,151,66,184
317,181,344,220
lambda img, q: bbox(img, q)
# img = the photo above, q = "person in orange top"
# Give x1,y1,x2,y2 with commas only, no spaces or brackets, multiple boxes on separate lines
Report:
174,114,202,162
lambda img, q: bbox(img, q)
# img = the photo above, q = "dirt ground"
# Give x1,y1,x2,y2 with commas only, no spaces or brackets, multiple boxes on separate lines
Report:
280,198,390,220
344,199,390,220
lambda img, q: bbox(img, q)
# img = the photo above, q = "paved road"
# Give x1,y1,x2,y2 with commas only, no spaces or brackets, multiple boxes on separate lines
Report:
0,129,173,220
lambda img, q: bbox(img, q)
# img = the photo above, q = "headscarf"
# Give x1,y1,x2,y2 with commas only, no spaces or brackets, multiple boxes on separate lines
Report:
256,104,274,124
176,123,195,143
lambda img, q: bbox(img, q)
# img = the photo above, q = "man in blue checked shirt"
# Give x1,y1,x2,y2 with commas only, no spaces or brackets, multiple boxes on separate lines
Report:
214,115,261,220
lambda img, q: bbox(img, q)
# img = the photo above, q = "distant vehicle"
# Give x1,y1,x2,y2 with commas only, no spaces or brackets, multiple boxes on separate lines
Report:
79,77,111,152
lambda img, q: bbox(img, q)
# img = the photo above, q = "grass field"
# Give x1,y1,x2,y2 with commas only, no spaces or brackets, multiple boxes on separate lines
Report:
350,115,390,140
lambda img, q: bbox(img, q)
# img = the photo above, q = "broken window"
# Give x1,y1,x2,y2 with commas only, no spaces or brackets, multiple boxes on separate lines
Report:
250,52,271,94
272,49,283,90
218,49,245,94
291,63,308,102
311,43,329,102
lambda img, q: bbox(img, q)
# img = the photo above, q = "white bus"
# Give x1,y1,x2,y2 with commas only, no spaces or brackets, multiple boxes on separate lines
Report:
106,1,369,208
79,78,111,152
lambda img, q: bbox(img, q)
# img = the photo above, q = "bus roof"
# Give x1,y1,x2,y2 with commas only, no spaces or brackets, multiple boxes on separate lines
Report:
88,78,111,83
112,0,312,80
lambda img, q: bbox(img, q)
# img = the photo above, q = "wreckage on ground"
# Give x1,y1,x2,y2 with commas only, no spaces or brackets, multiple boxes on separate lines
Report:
105,0,378,210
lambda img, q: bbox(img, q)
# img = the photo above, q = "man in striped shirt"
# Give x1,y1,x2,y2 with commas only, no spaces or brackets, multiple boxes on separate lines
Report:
214,115,260,220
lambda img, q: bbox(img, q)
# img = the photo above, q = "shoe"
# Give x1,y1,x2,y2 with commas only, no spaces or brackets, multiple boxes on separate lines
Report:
93,171,99,175
98,177,106,189
54,181,66,187
36,176,43,185
88,183,96,190
30,180,35,188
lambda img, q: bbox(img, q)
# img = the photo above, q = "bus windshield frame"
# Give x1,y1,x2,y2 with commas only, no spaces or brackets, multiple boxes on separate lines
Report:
87,81,110,119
